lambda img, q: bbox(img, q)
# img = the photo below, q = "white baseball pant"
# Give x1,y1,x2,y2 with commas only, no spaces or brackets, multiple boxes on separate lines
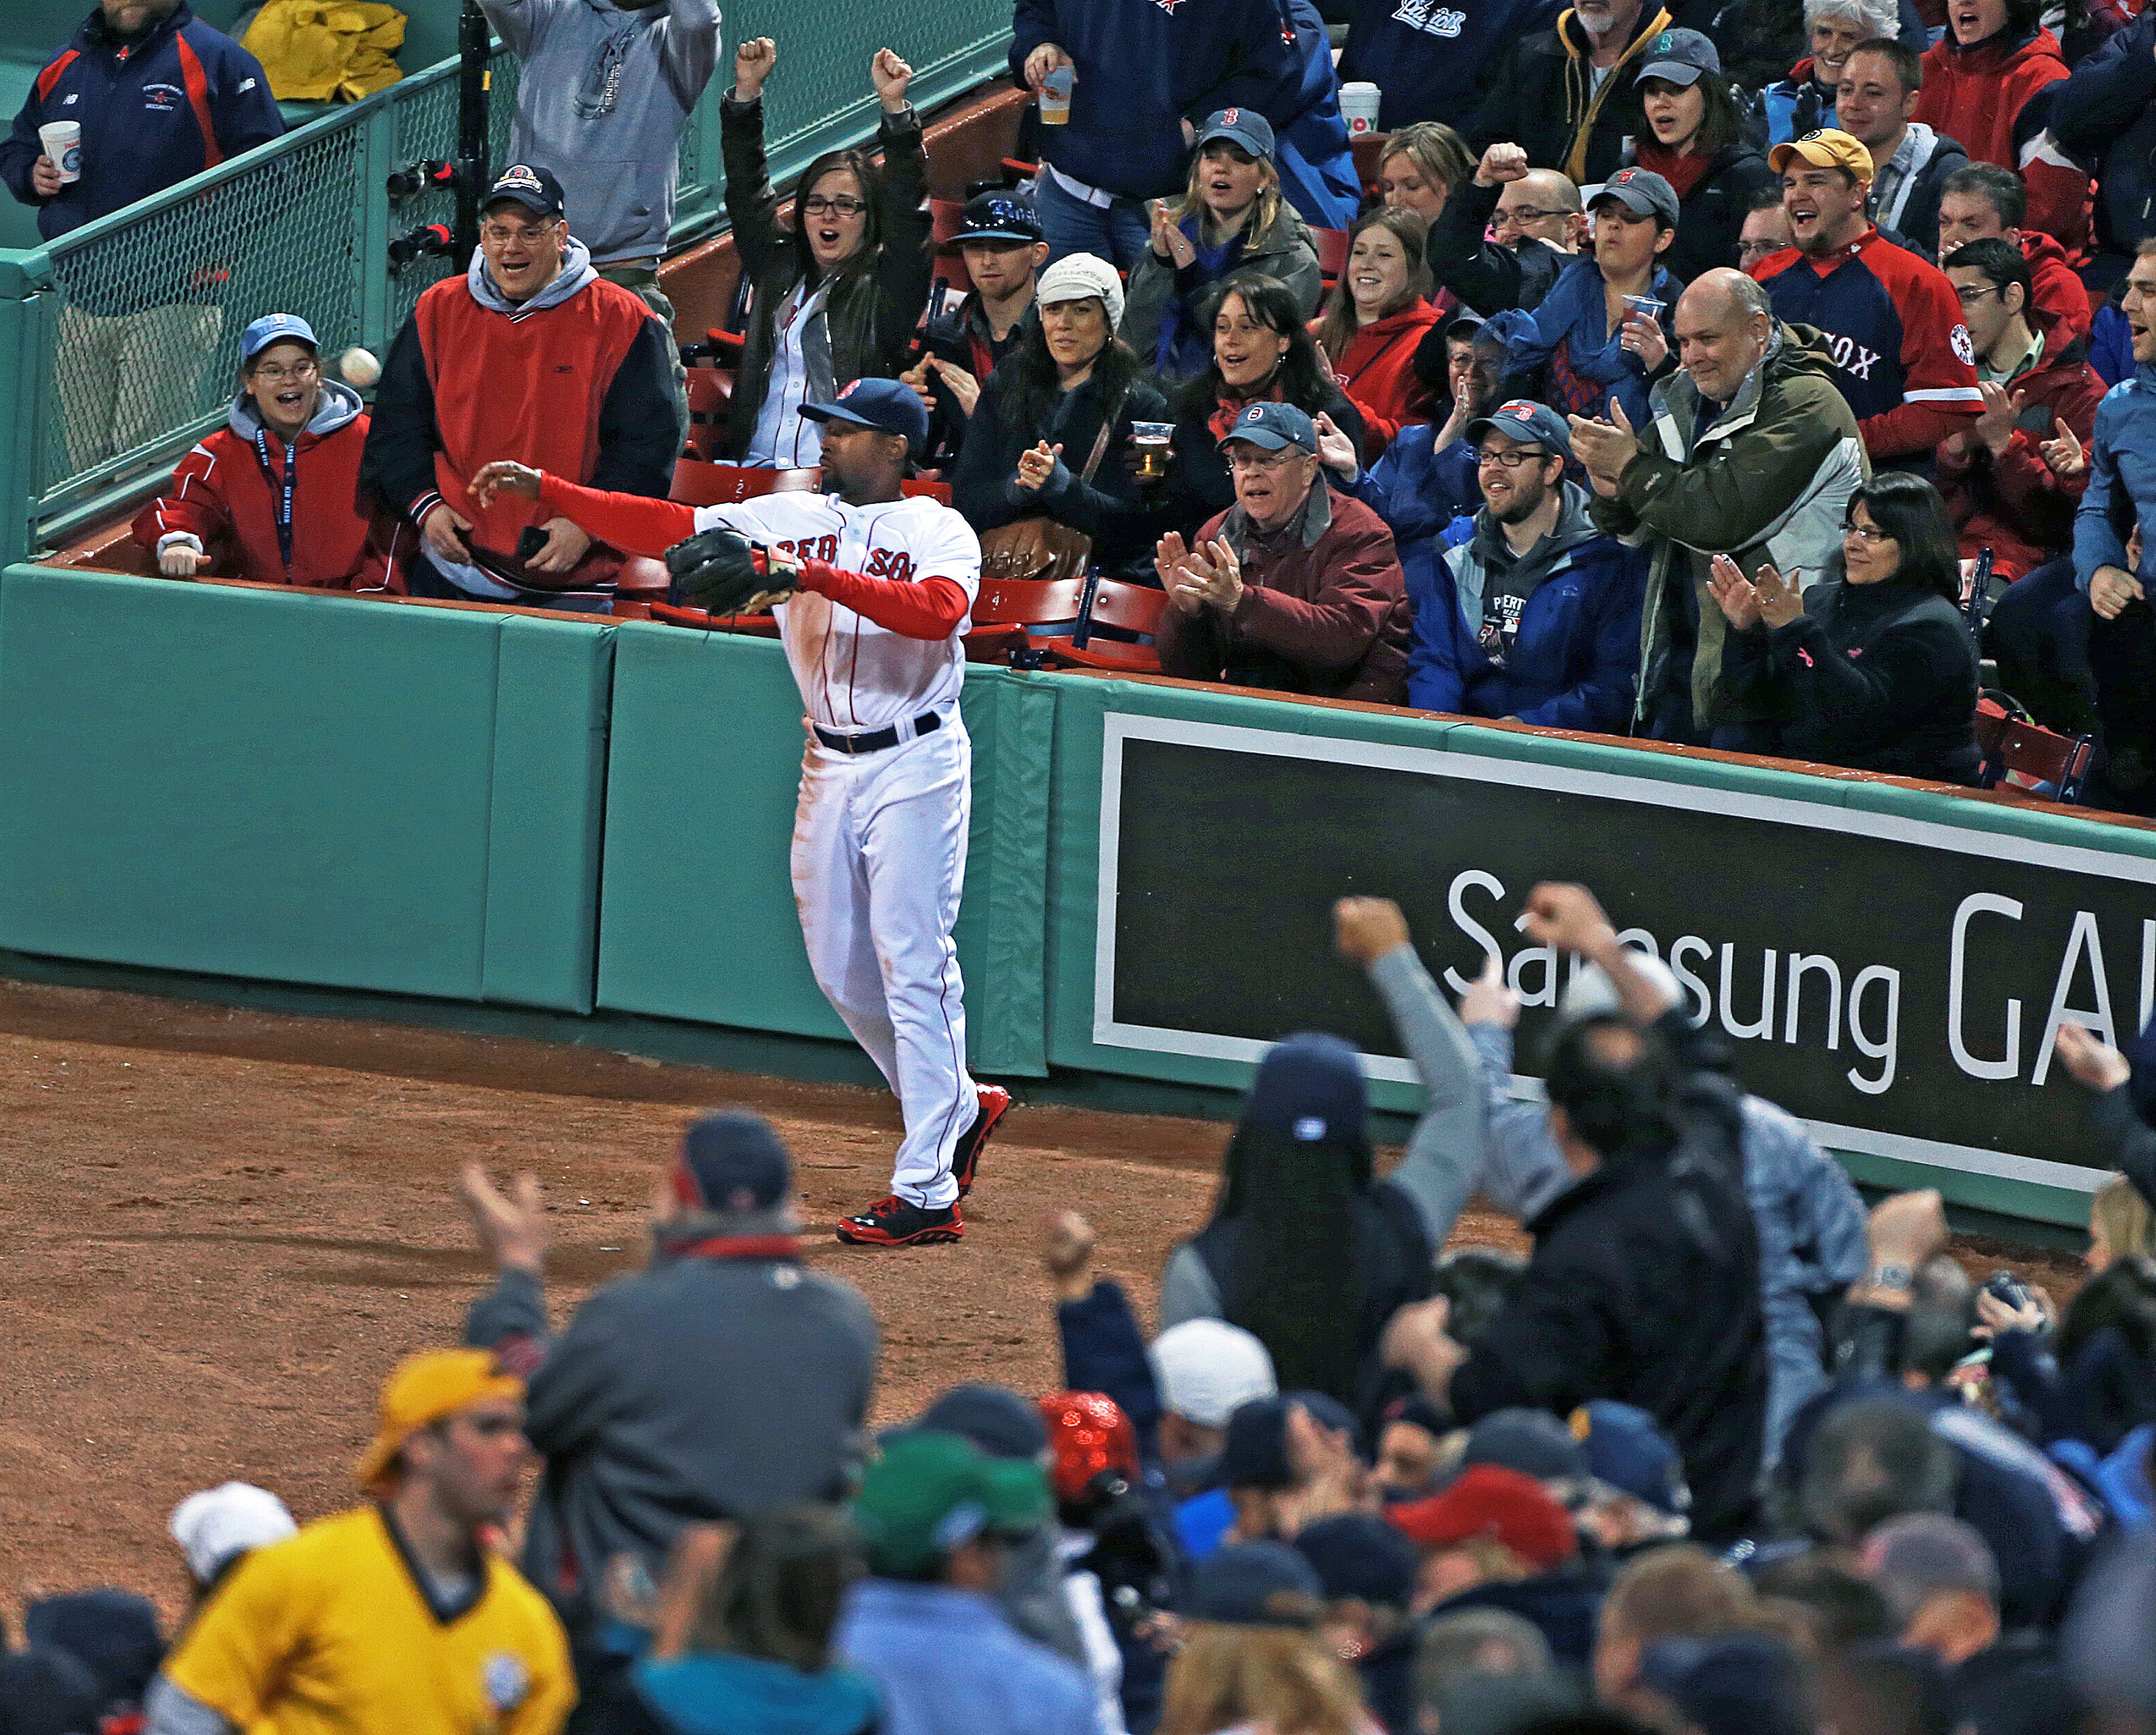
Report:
791,719,978,1208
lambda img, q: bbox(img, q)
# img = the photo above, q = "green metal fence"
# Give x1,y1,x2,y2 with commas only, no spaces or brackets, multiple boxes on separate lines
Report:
0,0,1015,561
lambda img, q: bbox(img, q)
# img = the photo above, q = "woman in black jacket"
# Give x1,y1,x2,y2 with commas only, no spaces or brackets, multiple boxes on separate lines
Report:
1159,273,1366,538
719,38,932,465
1627,31,1777,282
950,254,1171,581
1711,472,1980,783
1984,1254,2156,1455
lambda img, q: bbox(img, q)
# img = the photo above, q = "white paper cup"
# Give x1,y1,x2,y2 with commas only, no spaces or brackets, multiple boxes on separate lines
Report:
1040,66,1073,124
1339,82,1381,138
39,120,81,184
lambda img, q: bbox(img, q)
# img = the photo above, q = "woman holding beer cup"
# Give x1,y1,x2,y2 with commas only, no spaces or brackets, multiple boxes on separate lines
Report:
950,254,1171,581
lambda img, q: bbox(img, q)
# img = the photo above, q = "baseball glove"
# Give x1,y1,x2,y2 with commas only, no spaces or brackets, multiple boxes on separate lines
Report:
664,527,796,614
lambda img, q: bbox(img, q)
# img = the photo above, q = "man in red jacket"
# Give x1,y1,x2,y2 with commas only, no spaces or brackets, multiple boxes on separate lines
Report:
1936,162,2091,347
1153,400,1411,704
132,313,412,590
1911,0,2089,254
1934,238,2100,579
361,164,679,604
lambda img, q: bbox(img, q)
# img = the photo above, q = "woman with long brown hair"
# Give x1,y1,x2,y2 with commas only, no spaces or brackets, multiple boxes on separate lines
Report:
1309,208,1443,461
1626,29,1775,280
1123,110,1324,382
1158,1542,1378,1735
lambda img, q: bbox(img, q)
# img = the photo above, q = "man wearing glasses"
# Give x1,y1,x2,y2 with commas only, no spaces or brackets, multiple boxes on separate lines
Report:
362,164,679,604
1427,143,1588,315
1153,400,1411,704
133,313,411,593
1407,400,1646,731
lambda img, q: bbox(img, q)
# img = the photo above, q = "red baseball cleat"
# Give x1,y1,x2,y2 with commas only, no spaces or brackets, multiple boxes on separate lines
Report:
836,1195,964,1247
952,1084,1011,1199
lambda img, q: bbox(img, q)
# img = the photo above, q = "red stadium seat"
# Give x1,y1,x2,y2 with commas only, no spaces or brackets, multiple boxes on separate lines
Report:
963,573,1087,662
668,460,820,506
683,368,731,460
1052,576,1166,672
1312,226,1351,286
1975,702,2094,803
1351,134,1390,198
900,479,953,504
930,198,968,250
610,555,673,619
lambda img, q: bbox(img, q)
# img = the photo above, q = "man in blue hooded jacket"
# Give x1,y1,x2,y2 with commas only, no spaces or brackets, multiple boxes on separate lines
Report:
1408,399,1647,730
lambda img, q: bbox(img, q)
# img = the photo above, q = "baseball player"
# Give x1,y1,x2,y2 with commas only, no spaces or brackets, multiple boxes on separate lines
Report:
469,378,1009,1247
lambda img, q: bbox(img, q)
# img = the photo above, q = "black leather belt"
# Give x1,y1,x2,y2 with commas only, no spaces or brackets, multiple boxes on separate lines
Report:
813,710,943,756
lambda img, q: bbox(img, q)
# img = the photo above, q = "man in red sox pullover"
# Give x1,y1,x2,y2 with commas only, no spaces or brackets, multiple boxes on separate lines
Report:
361,164,678,604
1752,129,1983,465
1912,0,2089,257
133,313,412,591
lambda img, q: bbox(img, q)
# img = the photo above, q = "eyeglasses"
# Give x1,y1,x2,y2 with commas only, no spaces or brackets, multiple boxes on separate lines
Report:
1843,520,1892,544
1737,240,1781,261
1475,447,1545,468
1953,284,2002,307
480,223,560,245
801,194,868,217
1497,206,1570,226
251,360,319,383
1227,448,1308,472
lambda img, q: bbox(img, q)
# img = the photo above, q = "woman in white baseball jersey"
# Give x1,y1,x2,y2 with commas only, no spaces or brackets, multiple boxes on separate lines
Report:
470,379,1010,1247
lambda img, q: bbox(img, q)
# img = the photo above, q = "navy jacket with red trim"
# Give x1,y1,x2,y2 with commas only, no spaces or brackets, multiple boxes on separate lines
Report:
0,3,284,242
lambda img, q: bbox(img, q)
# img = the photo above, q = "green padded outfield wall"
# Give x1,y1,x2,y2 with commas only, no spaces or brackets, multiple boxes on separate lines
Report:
594,628,1054,1077
0,566,612,1011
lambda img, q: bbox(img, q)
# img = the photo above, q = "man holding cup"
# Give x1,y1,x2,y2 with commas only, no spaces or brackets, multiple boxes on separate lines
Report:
3,0,284,464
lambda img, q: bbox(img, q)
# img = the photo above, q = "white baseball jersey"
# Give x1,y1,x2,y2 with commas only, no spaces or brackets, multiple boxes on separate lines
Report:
694,492,982,734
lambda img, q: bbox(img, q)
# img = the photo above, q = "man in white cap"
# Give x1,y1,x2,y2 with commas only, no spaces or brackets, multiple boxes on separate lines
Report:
169,1483,296,1601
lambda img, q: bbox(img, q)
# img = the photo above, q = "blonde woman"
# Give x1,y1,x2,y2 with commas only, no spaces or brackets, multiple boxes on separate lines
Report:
1309,208,1443,459
1158,1542,1379,1735
1123,110,1322,381
1375,122,1475,229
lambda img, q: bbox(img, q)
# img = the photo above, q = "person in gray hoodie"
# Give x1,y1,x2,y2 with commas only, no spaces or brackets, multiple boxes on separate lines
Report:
482,0,721,420
461,1109,878,1731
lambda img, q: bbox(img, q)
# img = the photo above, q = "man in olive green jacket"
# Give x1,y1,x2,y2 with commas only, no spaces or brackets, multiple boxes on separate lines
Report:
1569,267,1869,750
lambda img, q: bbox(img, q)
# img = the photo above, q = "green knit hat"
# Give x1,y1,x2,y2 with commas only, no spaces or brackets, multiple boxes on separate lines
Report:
850,1431,1050,1576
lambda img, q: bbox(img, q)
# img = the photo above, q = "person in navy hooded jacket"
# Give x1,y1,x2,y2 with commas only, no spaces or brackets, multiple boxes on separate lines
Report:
1405,399,1646,729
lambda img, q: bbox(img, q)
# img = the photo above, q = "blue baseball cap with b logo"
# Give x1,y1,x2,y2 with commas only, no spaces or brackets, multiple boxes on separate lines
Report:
802,377,931,455
240,313,318,363
1467,398,1574,459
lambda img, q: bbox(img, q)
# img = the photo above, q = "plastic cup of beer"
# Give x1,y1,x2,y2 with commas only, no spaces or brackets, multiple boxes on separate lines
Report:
1040,65,1073,124
1132,420,1173,482
38,122,81,184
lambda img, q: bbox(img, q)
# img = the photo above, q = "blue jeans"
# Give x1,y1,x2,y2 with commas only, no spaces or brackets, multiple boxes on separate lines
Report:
1036,173,1155,273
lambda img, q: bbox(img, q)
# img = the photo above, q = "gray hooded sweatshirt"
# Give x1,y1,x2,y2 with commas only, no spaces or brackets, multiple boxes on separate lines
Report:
482,0,722,263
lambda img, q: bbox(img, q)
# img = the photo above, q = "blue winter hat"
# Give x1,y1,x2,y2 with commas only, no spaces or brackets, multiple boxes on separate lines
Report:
1576,1400,1691,1516
1243,1031,1367,1148
674,1111,792,1214
240,313,317,363
1293,1512,1419,1607
803,376,931,455
1187,1540,1325,1626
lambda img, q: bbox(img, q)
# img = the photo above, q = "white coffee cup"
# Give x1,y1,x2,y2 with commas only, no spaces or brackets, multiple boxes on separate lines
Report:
1339,83,1381,138
39,120,81,184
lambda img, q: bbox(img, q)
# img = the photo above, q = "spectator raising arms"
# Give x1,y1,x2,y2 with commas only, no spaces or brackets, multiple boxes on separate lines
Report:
1762,0,1897,143
1123,110,1323,382
1428,144,1586,317
133,314,413,594
1155,403,1411,705
1628,30,1777,282
1161,276,1367,533
1911,0,2089,255
1480,168,1683,431
1408,400,1647,730
1310,210,1446,460
1472,0,1684,186
1712,473,1981,782
720,39,930,467
951,254,1170,582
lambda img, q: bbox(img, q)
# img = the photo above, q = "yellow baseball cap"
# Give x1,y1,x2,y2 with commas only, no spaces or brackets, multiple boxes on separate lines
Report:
1768,128,1875,185
355,1349,524,1492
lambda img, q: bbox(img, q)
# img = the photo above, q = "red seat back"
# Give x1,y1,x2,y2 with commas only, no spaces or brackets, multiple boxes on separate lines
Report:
1312,227,1351,283
669,461,820,507
1351,135,1389,196
1084,578,1168,639
900,478,953,504
970,575,1088,627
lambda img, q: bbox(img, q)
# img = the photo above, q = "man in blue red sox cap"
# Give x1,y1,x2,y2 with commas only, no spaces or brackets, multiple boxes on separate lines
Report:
459,1111,878,1729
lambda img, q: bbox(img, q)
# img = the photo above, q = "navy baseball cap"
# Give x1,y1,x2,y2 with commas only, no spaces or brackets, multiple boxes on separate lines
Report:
803,377,931,455
1591,166,1680,227
241,313,317,362
1294,1512,1419,1608
483,162,566,220
1196,107,1276,161
1636,27,1721,86
1576,1400,1691,1516
1462,1408,1590,1483
674,1110,792,1214
1217,399,1317,455
1187,1541,1325,1627
1466,398,1574,459
957,190,1043,245
917,1385,1051,1460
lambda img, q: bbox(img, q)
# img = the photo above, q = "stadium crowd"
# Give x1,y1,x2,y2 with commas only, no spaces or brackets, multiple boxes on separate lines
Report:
15,0,2156,805
0,880,2149,1735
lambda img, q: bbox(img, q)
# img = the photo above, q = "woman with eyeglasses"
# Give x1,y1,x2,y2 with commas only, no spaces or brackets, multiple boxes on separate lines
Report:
1122,110,1324,382
1709,472,1980,782
720,39,932,467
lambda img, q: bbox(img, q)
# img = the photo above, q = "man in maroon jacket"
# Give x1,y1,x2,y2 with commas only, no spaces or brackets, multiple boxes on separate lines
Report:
1153,400,1410,705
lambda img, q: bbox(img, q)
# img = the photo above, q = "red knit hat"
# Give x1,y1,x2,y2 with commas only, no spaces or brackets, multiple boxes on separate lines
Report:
1387,1463,1579,1570
1039,1391,1141,1505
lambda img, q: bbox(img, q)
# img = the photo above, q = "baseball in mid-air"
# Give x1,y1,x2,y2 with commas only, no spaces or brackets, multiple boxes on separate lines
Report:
339,346,381,389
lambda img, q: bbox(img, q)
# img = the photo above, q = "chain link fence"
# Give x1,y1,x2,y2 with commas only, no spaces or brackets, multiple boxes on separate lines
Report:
6,0,1014,552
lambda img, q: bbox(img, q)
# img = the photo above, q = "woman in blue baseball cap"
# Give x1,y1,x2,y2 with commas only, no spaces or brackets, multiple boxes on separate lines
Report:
1123,110,1324,382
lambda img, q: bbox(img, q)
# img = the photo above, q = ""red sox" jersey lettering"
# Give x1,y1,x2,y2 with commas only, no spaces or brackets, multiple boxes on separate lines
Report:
772,535,840,564
863,548,918,583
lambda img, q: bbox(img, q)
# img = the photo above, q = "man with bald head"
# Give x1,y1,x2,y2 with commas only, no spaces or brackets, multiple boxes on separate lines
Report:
1428,143,1588,314
1570,267,1868,748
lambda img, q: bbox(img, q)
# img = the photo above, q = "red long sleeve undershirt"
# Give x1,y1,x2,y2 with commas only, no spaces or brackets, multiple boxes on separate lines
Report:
535,473,970,640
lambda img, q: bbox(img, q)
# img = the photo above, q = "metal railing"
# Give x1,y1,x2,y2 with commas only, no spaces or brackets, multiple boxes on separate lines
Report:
0,0,1015,560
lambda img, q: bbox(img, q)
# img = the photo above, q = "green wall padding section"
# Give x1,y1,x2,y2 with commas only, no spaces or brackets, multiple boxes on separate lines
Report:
0,567,609,1010
594,627,1055,1077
